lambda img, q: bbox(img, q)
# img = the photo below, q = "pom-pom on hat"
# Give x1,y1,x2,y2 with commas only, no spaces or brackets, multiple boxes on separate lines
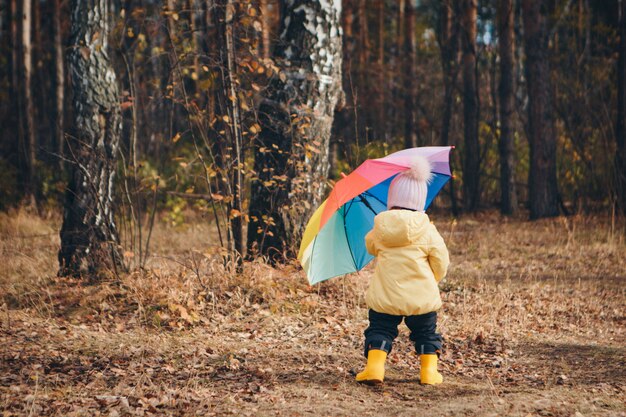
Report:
387,155,432,211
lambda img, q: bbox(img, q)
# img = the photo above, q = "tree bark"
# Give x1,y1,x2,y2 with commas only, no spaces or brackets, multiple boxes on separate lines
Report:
438,0,458,148
330,0,355,172
53,0,65,169
497,0,518,215
437,0,460,215
376,0,385,141
396,0,405,143
10,0,21,153
522,0,559,219
247,0,343,262
59,0,124,278
222,0,244,261
21,0,36,201
403,0,417,148
260,0,271,60
439,1,460,213
357,0,369,139
616,0,626,214
460,0,480,212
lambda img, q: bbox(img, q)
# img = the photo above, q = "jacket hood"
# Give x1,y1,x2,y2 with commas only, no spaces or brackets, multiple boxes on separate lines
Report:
373,210,430,247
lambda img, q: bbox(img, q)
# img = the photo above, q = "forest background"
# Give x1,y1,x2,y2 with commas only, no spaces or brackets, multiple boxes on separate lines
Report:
0,1,625,415
0,0,625,271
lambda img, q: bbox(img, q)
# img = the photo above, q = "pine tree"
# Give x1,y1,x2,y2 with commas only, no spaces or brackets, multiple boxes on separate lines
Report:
522,0,559,219
498,0,518,215
460,0,480,212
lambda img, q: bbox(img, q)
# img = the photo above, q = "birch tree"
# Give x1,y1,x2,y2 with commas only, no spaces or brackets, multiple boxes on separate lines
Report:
58,0,124,277
247,0,343,261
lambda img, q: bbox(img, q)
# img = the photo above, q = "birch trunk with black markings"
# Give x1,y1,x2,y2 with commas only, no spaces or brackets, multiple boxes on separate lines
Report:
59,0,124,278
247,0,343,261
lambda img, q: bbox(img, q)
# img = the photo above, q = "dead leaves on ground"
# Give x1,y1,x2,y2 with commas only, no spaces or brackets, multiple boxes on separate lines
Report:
1,213,625,415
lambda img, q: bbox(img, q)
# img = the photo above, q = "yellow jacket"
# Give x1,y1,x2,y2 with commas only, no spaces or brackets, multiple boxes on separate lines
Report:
364,210,450,316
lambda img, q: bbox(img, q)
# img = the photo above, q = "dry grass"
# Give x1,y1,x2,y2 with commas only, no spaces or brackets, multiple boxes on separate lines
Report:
1,209,625,416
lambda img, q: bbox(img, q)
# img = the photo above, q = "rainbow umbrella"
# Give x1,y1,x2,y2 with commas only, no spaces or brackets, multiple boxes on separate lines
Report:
298,146,453,285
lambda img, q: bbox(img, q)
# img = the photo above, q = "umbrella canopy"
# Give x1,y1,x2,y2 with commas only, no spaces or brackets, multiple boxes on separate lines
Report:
298,146,453,285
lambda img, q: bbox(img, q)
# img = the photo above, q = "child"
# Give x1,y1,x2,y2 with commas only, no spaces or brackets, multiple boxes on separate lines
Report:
356,155,450,385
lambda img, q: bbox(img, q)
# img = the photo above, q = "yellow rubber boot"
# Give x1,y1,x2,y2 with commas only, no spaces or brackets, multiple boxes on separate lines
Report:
420,354,443,385
356,349,387,385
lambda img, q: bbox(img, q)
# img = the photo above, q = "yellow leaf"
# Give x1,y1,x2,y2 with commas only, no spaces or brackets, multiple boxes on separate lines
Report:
172,132,182,143
168,303,197,324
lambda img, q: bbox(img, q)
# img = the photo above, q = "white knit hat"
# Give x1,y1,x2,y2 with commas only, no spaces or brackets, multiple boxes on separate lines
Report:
387,156,432,211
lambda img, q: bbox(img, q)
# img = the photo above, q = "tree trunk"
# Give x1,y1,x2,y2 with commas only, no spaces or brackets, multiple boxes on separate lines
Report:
21,0,36,201
616,0,626,214
438,0,460,215
59,0,124,278
438,0,458,148
396,0,405,143
460,0,480,212
357,0,369,140
403,0,417,148
260,0,271,59
53,0,65,169
330,0,355,171
247,0,343,262
10,0,21,156
497,0,518,215
522,0,559,219
167,0,177,40
222,0,244,261
377,0,385,141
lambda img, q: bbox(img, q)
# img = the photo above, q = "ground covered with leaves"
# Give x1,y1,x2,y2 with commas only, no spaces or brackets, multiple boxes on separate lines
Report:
1,211,625,416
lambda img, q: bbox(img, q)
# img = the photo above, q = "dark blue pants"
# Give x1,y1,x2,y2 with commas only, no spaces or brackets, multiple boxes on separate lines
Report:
363,309,442,357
